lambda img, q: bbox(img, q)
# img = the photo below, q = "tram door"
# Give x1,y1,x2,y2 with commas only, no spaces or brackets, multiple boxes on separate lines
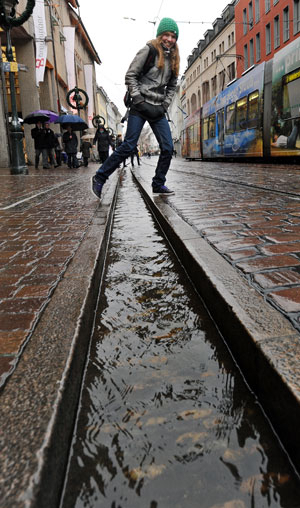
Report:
217,108,224,155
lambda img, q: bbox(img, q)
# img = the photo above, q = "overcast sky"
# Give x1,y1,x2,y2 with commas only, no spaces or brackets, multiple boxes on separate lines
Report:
78,0,230,112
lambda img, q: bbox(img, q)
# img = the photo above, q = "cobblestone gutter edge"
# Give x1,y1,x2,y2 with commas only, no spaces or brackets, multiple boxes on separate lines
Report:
0,170,121,508
132,169,300,474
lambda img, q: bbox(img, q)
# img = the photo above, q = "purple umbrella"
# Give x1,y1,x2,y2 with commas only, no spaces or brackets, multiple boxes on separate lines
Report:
30,109,60,123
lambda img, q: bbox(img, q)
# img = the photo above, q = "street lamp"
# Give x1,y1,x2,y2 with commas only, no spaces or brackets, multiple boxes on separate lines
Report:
0,0,35,174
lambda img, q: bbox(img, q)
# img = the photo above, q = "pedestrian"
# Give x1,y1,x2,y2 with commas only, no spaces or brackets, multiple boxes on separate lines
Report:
43,122,58,167
92,17,180,198
110,135,116,151
93,125,113,163
54,133,62,167
80,136,92,167
131,146,141,167
115,134,127,168
31,121,48,169
116,134,123,149
62,126,79,168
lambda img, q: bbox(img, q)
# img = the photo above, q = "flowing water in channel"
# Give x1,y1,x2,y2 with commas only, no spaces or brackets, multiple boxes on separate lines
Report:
61,172,300,508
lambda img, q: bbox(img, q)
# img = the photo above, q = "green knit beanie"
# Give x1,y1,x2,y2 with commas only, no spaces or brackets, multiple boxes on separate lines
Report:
156,17,179,40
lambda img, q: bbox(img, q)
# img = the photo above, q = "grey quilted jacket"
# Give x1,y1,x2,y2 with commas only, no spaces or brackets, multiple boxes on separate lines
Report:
125,44,177,110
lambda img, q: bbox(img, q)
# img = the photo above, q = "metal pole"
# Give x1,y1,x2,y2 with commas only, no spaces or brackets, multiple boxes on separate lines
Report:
6,28,27,174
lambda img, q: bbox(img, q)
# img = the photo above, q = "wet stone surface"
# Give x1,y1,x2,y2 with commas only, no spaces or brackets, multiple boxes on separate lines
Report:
0,166,99,386
61,173,300,508
134,158,300,331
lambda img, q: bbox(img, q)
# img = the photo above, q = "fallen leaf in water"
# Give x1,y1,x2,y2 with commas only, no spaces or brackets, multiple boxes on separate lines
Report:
208,500,245,508
223,449,244,462
240,475,261,493
129,464,166,481
128,468,142,481
178,409,212,420
202,417,223,429
201,371,215,378
210,499,246,508
152,327,182,340
132,384,145,390
149,355,168,364
152,333,172,340
100,423,113,433
146,464,166,478
176,431,207,444
145,417,166,426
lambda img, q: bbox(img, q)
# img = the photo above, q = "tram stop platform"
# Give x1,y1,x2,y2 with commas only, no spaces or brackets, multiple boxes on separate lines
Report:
1,157,300,507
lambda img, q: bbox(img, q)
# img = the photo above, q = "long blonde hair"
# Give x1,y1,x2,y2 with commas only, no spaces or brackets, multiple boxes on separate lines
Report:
149,36,180,77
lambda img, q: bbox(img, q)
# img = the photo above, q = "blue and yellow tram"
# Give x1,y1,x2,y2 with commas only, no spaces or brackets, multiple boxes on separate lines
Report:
181,36,300,161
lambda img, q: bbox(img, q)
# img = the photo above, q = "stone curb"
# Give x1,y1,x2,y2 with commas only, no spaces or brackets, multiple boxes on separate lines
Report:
0,170,120,508
132,168,300,472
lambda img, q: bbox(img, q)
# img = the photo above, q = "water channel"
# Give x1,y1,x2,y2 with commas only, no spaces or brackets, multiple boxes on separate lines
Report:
60,172,300,508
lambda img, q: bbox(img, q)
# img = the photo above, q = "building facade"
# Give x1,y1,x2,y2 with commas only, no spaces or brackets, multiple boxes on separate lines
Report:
184,1,236,113
235,0,300,77
0,0,122,168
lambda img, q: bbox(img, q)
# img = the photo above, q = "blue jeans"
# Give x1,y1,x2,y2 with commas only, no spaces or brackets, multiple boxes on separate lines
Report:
95,113,173,189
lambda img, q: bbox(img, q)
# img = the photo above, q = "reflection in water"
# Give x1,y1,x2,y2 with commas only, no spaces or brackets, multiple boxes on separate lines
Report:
61,172,300,508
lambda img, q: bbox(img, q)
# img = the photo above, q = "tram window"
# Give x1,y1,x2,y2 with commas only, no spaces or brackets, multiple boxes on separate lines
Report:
203,117,209,140
283,69,300,120
236,96,247,131
225,103,236,133
248,90,259,128
209,114,215,137
217,108,224,142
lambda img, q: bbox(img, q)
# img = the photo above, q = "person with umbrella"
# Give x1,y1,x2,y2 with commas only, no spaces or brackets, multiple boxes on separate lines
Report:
24,110,59,124
55,114,88,131
31,121,49,169
44,122,58,168
62,125,79,168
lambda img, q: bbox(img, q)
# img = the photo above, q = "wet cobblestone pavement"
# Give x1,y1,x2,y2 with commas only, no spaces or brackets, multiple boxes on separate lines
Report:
2,158,300,506
0,164,100,386
134,158,300,332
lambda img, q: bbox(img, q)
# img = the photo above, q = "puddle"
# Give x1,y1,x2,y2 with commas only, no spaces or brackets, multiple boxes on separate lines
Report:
60,172,300,508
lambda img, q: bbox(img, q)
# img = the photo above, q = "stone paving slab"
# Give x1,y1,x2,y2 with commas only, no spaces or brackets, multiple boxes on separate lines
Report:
132,157,300,473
